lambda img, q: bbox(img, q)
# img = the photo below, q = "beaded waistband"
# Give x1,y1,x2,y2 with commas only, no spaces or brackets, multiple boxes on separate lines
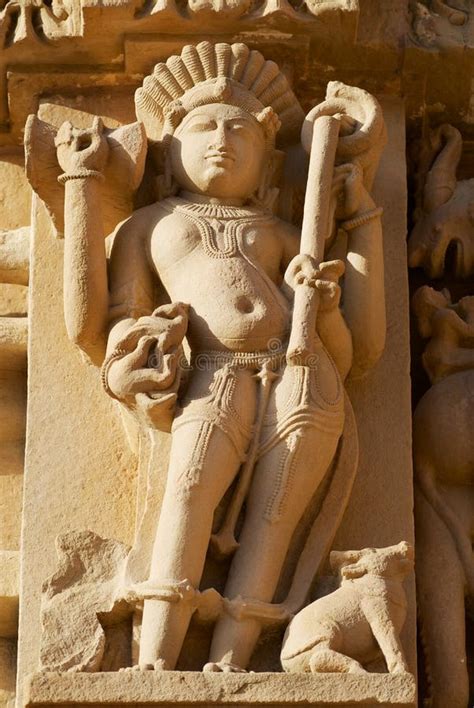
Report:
190,346,286,370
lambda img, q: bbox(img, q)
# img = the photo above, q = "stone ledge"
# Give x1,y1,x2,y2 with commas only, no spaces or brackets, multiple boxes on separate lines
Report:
25,671,416,707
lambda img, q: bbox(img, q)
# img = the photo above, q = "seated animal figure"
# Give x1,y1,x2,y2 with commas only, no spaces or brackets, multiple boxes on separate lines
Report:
280,542,413,675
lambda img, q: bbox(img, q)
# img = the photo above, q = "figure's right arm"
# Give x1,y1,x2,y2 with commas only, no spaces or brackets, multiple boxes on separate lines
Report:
107,212,156,355
57,119,110,364
104,212,189,430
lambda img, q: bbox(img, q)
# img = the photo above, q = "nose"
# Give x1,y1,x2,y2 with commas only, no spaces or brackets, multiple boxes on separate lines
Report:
209,122,227,150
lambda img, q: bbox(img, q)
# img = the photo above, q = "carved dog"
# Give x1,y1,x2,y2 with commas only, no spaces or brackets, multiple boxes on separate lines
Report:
280,542,413,674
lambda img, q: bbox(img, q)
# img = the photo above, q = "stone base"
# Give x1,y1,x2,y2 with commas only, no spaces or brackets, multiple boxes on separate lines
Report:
25,671,416,707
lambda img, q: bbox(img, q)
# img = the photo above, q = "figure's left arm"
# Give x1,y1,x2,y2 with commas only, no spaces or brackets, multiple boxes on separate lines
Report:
341,166,385,379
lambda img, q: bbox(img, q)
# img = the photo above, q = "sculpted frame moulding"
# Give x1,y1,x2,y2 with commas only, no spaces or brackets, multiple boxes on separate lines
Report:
17,35,418,708
2,1,474,706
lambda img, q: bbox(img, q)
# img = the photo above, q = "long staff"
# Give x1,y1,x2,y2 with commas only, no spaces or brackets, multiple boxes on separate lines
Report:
286,115,340,365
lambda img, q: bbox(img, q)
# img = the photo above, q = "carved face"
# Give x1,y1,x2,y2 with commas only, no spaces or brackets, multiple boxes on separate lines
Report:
169,103,268,201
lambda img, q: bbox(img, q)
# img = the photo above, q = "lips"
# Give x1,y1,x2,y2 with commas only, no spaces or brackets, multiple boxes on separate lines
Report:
205,151,236,162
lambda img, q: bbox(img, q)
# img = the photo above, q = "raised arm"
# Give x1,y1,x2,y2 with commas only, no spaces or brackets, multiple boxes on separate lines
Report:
56,118,109,364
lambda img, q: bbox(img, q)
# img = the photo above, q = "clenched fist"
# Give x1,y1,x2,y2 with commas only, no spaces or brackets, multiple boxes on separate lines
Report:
55,116,109,176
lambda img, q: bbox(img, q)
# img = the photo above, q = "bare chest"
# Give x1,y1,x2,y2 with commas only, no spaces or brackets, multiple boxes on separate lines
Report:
149,205,283,281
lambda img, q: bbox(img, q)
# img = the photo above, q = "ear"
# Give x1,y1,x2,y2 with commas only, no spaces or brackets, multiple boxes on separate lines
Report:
150,139,177,201
255,149,284,212
258,149,284,194
330,549,364,573
396,541,414,561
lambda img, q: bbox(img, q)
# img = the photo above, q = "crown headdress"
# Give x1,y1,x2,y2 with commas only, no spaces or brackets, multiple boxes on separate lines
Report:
135,41,304,145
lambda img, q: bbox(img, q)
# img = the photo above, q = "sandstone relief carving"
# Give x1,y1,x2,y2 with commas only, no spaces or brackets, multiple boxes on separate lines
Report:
27,41,390,674
139,0,355,21
412,285,474,707
429,0,468,25
410,0,469,47
408,124,474,279
0,0,76,47
281,543,413,675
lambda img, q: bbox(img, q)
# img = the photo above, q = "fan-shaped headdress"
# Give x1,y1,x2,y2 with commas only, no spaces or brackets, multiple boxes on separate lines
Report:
135,42,304,146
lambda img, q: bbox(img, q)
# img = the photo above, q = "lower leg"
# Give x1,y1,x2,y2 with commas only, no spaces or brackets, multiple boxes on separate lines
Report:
139,422,244,669
209,425,341,670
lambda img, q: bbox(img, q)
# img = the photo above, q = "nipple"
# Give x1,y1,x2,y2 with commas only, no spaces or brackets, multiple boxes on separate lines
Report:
236,296,254,314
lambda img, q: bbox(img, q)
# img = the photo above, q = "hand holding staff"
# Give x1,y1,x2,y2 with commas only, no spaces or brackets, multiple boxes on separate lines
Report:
287,81,386,366
286,115,341,366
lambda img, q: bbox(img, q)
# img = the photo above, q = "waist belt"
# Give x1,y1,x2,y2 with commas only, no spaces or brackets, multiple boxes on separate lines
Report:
191,346,286,370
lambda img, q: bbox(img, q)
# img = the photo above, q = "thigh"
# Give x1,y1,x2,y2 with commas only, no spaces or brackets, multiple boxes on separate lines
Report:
252,361,344,526
169,364,258,500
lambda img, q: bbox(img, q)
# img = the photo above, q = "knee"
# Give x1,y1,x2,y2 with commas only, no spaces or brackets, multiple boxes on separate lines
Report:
168,462,223,511
172,464,204,495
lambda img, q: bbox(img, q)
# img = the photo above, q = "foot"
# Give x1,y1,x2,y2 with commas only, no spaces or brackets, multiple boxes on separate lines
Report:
203,661,247,673
118,664,154,672
118,659,170,672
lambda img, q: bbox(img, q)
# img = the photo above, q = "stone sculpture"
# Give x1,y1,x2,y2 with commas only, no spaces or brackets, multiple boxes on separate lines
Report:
430,0,467,25
412,285,474,707
35,41,387,673
410,0,469,48
408,124,474,279
0,0,70,47
281,542,413,675
141,0,350,20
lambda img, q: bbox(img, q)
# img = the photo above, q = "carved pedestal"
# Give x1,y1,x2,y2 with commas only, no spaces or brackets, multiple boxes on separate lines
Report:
25,672,416,708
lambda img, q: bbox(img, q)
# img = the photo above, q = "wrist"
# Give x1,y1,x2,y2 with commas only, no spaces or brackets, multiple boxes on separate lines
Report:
58,169,105,184
356,192,376,212
341,206,383,233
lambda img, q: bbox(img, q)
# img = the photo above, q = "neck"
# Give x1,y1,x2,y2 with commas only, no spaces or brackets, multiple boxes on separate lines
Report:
179,190,246,207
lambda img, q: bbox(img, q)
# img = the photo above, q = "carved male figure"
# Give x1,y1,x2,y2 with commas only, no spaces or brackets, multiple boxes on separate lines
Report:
54,42,385,672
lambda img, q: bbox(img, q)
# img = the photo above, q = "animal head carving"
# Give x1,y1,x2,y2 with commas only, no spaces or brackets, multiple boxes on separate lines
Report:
330,542,414,581
408,124,474,279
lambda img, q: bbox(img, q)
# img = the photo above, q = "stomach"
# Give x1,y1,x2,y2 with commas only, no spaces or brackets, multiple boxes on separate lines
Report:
163,255,291,352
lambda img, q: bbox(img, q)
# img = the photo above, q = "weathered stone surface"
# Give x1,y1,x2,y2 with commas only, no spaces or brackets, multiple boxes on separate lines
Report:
40,531,130,673
25,671,417,707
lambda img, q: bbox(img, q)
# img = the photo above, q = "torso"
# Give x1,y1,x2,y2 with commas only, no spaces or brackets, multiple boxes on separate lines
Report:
149,196,292,352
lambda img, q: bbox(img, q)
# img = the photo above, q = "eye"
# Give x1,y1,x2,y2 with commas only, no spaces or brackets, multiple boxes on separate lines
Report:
186,119,217,133
228,122,249,133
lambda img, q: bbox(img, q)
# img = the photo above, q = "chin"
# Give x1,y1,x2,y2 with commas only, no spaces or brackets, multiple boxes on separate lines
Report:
203,173,239,197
